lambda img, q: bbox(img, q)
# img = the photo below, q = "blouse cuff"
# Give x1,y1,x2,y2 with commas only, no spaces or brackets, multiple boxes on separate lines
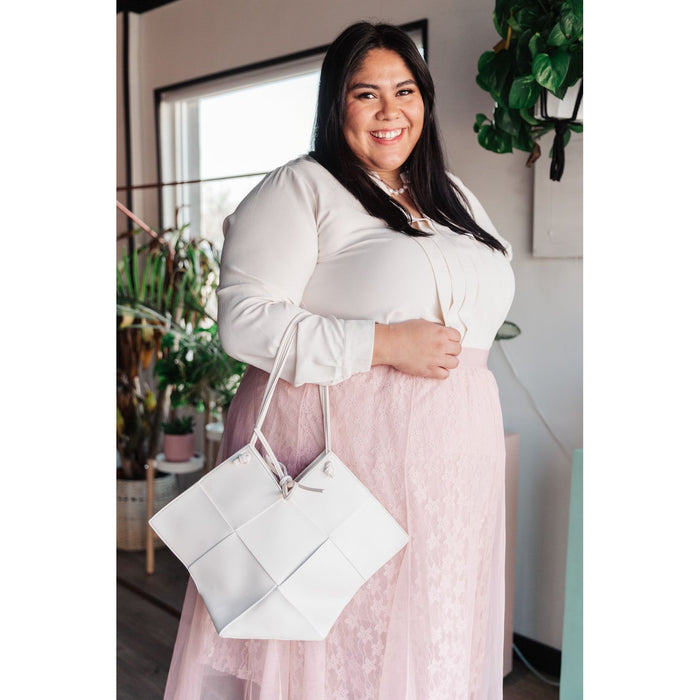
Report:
289,317,375,387
342,319,375,379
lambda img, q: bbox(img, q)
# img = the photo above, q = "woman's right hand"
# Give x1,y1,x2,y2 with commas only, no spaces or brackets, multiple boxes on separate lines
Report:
372,320,462,379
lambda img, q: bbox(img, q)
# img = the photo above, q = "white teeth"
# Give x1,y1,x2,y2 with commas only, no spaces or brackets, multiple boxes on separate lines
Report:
370,129,403,139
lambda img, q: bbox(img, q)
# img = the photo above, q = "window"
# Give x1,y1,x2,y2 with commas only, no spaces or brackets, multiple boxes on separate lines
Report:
156,23,426,247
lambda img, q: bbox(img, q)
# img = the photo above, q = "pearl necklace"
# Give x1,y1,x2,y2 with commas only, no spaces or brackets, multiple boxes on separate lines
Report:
383,181,407,196
371,171,408,196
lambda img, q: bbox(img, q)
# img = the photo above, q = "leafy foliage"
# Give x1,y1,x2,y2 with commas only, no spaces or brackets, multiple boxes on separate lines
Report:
155,326,246,416
117,224,218,330
162,415,195,435
474,0,583,163
117,226,245,479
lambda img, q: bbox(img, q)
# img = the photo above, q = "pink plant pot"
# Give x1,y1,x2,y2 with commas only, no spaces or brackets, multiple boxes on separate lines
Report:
163,433,195,462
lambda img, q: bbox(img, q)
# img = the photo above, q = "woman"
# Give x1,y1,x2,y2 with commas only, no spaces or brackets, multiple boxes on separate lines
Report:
165,21,514,700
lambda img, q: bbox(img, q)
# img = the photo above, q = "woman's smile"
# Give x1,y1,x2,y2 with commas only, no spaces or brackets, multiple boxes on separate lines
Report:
369,128,406,142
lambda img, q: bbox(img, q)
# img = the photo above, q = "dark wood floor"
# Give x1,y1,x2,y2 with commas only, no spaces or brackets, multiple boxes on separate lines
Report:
117,547,560,700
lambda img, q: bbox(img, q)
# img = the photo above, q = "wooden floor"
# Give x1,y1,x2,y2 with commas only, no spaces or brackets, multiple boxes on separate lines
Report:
117,547,560,700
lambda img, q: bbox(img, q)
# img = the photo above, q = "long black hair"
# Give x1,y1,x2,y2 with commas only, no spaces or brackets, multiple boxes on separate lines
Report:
310,21,507,255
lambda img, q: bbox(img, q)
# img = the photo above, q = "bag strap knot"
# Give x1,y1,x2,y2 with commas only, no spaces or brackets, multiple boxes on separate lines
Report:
249,312,332,496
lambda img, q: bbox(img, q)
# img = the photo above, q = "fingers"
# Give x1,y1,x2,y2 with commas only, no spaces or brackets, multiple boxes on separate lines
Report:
431,325,462,379
435,325,462,363
382,319,466,379
421,326,461,379
432,367,450,380
441,354,460,371
444,325,462,344
446,339,462,357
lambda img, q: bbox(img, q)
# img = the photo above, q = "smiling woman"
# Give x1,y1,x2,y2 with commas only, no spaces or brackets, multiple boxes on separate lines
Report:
162,21,515,700
342,48,424,185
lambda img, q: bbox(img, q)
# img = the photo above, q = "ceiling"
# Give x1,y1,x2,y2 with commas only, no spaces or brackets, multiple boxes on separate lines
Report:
117,0,179,13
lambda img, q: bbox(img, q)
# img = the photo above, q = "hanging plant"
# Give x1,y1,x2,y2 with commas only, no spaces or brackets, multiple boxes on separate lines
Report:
473,0,583,180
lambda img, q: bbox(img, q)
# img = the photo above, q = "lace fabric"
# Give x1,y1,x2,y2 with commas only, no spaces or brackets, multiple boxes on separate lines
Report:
164,353,505,700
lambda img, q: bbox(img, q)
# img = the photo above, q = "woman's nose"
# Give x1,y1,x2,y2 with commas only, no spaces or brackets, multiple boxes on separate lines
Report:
377,98,400,120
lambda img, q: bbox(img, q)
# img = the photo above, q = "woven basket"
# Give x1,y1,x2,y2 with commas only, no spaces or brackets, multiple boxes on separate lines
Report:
117,474,179,551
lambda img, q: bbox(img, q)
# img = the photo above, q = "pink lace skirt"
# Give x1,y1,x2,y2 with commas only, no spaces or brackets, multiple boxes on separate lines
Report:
164,350,505,700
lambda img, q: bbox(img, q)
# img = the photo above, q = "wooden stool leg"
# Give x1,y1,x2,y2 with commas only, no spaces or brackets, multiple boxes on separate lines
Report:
146,458,155,575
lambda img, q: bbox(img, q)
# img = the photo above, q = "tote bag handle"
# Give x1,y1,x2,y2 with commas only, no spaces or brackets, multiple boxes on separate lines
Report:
248,312,332,487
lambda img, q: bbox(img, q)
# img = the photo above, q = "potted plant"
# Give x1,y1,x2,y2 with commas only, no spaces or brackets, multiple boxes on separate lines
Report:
116,219,225,549
162,415,196,462
473,0,583,179
154,325,246,427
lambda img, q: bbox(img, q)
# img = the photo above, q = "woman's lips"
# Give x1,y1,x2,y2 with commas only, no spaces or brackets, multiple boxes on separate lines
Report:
369,128,405,144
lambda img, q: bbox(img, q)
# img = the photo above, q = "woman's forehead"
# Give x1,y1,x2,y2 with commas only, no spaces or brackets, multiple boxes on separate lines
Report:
347,49,416,89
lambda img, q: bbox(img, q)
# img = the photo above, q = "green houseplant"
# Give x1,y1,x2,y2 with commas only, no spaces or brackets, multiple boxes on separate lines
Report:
161,415,196,462
154,325,246,432
473,0,583,178
162,415,195,434
117,221,223,550
117,223,223,480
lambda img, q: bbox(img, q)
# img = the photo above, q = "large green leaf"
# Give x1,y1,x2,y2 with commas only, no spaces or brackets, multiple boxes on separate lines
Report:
477,49,513,105
508,75,540,109
477,123,513,153
560,0,583,40
508,5,540,34
474,113,490,133
528,32,547,59
513,119,535,152
493,0,514,38
561,42,583,89
495,106,522,137
569,0,583,16
477,50,496,76
515,29,534,74
519,106,540,125
532,49,570,93
547,22,570,47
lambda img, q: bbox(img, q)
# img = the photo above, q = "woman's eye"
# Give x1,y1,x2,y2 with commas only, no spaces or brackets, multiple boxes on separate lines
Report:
397,88,415,96
357,92,376,100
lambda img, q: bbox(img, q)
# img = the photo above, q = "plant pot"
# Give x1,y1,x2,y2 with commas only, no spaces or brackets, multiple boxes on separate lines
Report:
117,473,178,551
163,432,195,462
534,80,583,121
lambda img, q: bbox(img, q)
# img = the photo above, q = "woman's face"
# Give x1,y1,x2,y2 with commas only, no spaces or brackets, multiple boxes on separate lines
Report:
343,48,424,182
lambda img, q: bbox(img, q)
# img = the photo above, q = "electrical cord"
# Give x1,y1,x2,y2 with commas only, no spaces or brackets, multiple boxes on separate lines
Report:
496,340,574,461
512,643,560,687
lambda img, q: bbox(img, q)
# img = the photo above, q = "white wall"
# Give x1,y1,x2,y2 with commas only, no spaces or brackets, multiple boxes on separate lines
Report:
117,0,582,651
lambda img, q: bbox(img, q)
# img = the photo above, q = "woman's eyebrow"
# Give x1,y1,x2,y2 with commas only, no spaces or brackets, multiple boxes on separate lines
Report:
347,79,417,91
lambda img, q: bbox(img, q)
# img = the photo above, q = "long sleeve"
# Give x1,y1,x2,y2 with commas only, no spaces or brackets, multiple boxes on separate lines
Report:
216,162,375,387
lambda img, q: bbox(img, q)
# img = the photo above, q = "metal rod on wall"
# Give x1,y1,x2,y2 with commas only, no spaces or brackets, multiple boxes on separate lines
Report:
116,171,269,193
122,11,135,257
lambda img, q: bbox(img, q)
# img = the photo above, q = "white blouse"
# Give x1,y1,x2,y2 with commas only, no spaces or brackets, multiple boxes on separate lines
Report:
217,155,514,386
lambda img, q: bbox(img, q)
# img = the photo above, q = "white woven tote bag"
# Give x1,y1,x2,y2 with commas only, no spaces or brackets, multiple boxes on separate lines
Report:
149,313,409,640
